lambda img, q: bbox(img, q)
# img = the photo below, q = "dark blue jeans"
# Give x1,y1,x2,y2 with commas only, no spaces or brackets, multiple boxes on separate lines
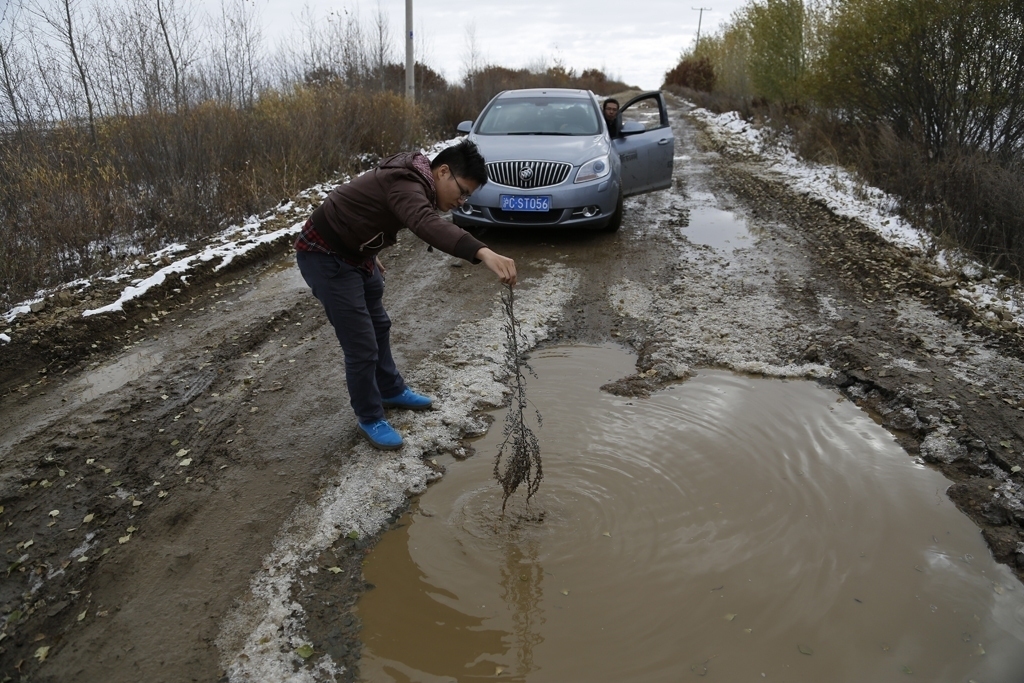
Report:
296,250,406,423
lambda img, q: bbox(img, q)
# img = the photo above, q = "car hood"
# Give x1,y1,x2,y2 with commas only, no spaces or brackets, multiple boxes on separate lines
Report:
469,134,609,166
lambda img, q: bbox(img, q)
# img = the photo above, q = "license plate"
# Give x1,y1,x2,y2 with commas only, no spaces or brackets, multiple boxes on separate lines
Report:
500,195,551,212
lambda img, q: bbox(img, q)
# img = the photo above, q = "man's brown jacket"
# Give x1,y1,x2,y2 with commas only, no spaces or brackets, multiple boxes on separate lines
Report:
310,152,486,263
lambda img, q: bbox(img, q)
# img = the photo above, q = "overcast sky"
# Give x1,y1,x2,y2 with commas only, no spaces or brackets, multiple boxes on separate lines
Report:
246,0,748,91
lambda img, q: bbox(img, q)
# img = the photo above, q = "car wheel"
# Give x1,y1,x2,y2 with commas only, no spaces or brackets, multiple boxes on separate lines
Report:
603,192,623,233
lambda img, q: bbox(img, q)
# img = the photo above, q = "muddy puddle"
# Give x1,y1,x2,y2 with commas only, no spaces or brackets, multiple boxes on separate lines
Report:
684,206,751,251
356,346,1024,682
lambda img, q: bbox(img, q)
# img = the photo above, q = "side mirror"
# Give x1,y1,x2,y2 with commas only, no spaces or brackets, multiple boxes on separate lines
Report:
620,121,645,135
457,120,473,134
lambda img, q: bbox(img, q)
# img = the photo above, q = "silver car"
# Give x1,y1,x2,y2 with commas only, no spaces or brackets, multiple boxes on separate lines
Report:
452,88,674,232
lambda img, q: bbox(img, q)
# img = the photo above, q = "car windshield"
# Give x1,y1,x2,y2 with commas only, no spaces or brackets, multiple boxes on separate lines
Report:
476,97,601,136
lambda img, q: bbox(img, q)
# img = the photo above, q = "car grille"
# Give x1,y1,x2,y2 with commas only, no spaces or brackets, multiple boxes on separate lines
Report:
486,160,572,189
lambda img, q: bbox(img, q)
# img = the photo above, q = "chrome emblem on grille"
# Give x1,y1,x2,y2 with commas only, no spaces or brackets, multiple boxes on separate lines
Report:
519,167,533,180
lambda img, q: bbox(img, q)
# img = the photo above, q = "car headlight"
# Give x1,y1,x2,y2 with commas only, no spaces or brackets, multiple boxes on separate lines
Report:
574,155,610,184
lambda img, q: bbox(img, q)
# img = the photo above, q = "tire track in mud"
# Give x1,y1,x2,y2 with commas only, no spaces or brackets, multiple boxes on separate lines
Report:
0,263,336,681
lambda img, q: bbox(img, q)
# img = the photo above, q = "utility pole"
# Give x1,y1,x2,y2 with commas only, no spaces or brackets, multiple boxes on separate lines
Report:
693,6,712,46
405,0,415,105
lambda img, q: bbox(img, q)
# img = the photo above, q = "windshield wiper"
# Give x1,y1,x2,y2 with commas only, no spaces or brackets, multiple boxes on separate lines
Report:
507,131,573,136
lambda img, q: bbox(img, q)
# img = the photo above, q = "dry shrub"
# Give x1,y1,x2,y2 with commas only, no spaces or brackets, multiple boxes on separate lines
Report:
663,57,716,92
859,129,1024,275
0,85,417,307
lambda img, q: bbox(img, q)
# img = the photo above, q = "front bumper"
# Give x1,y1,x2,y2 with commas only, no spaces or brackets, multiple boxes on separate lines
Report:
452,178,619,229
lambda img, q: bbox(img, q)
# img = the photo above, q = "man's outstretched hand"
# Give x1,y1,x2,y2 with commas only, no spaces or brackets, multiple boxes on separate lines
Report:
476,247,517,285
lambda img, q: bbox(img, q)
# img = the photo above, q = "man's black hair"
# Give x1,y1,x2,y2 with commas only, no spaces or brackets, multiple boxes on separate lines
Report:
431,140,488,187
603,98,620,109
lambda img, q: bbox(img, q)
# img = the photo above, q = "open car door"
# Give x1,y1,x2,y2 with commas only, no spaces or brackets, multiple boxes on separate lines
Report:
611,91,674,197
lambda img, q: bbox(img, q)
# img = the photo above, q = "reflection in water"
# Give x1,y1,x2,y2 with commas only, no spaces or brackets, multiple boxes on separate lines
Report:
357,516,509,682
497,532,544,680
684,205,751,251
358,345,1024,682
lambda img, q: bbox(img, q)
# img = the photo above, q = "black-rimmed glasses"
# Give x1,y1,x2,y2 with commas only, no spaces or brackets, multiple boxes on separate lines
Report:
452,175,473,202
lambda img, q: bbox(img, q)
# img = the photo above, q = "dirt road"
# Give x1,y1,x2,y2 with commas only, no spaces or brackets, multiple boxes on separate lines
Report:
2,98,1022,682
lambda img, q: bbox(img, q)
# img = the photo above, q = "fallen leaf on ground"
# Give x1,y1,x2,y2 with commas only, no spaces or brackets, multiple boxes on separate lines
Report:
975,644,985,655
34,646,49,662
175,448,189,457
158,491,168,498
724,613,737,621
561,589,569,596
602,532,611,537
179,458,192,467
82,513,94,523
132,500,143,507
326,567,342,574
295,644,314,659
48,510,59,517
798,645,813,655
118,535,131,544
77,610,87,622
902,665,913,674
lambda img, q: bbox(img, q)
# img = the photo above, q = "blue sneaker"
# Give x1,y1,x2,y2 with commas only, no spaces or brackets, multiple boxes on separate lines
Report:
357,419,404,450
381,387,433,410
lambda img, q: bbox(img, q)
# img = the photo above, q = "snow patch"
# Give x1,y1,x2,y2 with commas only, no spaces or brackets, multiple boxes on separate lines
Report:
920,429,967,464
83,220,307,317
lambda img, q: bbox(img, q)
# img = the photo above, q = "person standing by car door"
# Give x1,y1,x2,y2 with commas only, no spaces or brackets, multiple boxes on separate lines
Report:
294,140,517,450
603,98,622,138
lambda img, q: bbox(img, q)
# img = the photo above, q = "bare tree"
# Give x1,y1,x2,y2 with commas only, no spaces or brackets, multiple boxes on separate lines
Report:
209,0,263,108
0,1,28,130
461,20,483,87
370,1,393,90
32,0,96,139
93,1,148,115
154,0,197,112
